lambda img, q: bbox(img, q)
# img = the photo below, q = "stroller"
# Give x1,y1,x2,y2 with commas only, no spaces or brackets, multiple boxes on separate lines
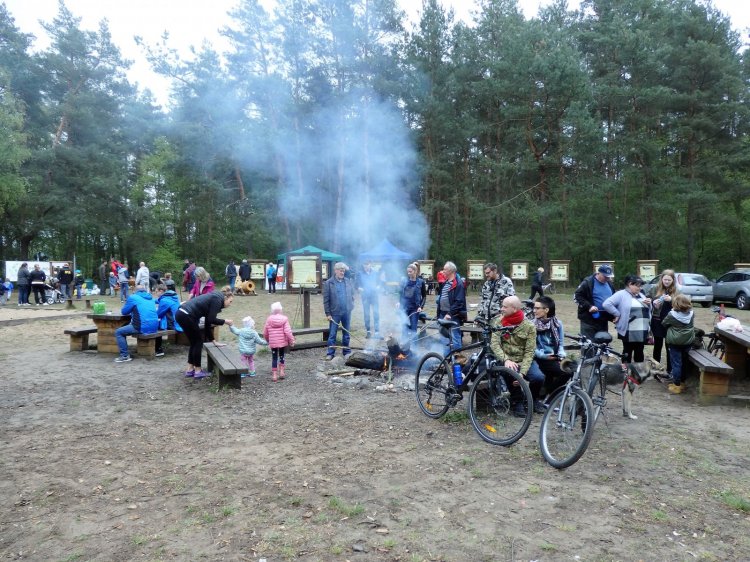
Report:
44,279,65,304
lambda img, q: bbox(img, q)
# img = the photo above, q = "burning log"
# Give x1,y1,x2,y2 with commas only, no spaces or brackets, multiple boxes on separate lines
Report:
345,351,391,371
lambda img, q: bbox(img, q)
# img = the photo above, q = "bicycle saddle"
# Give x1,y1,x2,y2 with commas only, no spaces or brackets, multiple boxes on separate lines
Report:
437,318,459,329
593,331,613,344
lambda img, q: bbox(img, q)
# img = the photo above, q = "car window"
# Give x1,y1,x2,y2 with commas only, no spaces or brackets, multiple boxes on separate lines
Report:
648,276,659,284
681,274,710,286
716,273,736,283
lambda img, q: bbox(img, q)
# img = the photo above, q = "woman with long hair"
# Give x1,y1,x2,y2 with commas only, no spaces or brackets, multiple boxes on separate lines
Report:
648,269,679,372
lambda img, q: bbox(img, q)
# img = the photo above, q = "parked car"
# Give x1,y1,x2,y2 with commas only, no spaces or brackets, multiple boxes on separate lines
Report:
641,272,713,308
712,269,750,310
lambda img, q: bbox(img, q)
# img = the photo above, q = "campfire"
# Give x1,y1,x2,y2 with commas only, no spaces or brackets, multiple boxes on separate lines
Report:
342,334,418,376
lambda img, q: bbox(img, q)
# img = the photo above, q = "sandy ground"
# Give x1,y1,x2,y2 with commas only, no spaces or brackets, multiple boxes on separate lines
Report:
2,289,750,561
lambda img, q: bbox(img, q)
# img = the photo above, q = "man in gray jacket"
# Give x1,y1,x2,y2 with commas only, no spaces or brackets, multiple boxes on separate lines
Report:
323,262,355,360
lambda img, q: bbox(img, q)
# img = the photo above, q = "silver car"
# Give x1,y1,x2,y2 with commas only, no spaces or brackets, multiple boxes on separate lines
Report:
641,272,713,308
712,269,750,310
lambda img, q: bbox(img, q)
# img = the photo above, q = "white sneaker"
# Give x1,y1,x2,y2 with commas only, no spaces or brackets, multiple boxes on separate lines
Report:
114,355,132,363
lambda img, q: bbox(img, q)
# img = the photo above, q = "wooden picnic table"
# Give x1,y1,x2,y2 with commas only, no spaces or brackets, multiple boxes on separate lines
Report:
87,313,130,354
713,324,750,377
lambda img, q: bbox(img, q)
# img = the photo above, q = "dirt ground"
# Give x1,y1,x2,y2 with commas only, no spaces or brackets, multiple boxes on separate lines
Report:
2,287,750,561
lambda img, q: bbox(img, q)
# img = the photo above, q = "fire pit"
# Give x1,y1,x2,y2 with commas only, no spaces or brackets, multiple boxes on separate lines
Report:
343,335,421,376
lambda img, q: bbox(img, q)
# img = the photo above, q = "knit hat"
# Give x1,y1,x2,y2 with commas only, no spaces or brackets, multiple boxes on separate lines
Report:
271,302,282,313
242,316,255,328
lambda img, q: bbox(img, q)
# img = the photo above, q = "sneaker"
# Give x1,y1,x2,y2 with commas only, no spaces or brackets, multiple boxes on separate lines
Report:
155,351,165,357
668,383,683,394
324,355,334,361
241,373,248,378
533,400,547,414
114,355,132,363
248,371,257,377
193,370,209,379
374,332,381,339
184,370,195,378
42,302,50,306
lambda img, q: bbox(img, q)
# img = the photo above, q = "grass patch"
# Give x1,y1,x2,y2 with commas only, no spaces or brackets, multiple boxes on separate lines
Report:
131,534,150,546
652,509,668,522
289,496,303,507
540,541,558,551
328,496,364,517
527,484,541,494
221,505,234,517
441,410,469,424
383,538,396,549
717,490,750,512
62,553,84,562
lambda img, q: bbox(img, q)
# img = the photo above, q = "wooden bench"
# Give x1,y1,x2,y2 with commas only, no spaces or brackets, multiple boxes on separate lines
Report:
291,327,330,350
64,326,97,351
136,330,176,358
688,348,734,401
204,342,244,389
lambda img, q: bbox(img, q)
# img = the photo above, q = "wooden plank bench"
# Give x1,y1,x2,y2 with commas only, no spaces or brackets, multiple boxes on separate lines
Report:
136,330,176,358
688,348,734,401
291,327,330,350
204,342,244,389
64,326,97,351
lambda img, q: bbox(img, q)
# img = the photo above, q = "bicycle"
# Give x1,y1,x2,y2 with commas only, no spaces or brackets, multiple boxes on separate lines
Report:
541,282,555,295
539,331,623,468
414,317,533,446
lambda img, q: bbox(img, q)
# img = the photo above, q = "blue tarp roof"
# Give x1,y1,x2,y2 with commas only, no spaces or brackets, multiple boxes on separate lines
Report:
358,238,412,262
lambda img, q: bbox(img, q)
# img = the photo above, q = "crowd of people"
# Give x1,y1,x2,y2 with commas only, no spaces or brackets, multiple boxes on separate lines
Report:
10,254,695,399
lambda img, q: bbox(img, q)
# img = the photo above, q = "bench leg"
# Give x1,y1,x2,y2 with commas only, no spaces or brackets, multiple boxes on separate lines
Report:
699,370,731,398
69,334,89,352
136,338,157,359
218,371,241,390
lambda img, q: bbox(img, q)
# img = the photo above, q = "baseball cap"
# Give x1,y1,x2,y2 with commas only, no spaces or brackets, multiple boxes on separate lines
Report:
597,264,614,277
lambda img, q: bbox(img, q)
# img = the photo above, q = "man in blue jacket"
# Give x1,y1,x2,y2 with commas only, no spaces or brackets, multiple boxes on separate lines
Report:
115,284,159,362
323,262,355,360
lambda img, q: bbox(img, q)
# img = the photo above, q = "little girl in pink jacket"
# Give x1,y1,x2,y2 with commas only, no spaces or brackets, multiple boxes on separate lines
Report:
263,302,295,381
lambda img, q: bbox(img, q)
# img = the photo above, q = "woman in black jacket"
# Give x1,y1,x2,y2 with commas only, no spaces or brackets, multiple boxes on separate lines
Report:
175,286,234,379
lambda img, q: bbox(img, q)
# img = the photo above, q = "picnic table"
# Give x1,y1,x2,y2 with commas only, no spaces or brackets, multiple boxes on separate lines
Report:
713,323,750,377
87,313,130,354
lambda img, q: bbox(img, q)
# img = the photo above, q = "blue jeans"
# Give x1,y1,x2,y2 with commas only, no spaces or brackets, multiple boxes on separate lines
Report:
668,344,690,384
115,324,138,357
119,282,129,302
524,360,547,400
327,312,351,356
403,308,420,344
361,292,379,333
229,277,236,291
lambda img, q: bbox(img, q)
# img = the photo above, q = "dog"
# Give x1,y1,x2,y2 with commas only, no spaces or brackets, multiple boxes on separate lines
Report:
560,355,660,420
620,359,660,420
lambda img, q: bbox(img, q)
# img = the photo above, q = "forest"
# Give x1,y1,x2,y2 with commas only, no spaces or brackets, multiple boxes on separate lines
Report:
1,0,749,281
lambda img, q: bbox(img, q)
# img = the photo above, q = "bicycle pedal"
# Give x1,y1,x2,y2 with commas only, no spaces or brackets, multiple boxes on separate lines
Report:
592,396,606,407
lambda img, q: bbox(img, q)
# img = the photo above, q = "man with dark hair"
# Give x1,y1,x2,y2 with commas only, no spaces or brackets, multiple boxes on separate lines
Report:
476,262,515,322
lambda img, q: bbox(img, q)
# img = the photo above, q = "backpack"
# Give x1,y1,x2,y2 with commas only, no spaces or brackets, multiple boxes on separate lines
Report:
190,269,197,284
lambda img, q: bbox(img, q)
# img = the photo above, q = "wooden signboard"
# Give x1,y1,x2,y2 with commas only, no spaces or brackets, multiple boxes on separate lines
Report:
549,260,570,282
248,260,267,280
287,254,321,289
417,260,435,279
466,260,485,281
637,260,659,281
510,261,529,281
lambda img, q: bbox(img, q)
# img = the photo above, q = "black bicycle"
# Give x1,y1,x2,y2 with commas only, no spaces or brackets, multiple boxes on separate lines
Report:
539,332,623,468
414,318,533,446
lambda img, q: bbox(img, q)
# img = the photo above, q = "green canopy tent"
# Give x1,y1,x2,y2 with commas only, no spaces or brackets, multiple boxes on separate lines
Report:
276,245,347,286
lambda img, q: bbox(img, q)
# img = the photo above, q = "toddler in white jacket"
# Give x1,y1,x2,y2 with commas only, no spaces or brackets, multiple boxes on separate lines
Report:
229,316,268,378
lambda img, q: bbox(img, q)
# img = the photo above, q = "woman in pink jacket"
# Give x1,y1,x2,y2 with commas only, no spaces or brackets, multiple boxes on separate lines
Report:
263,302,295,381
188,267,216,300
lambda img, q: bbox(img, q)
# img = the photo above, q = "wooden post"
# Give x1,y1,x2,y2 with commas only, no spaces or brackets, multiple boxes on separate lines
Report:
303,290,311,328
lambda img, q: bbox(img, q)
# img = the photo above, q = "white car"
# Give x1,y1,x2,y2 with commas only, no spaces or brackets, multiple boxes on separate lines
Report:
641,273,713,308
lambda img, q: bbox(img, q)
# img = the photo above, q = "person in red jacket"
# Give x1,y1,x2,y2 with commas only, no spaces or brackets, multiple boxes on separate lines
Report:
263,302,295,382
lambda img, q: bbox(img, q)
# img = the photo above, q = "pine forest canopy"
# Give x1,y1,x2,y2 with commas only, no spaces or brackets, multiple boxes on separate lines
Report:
1,0,749,283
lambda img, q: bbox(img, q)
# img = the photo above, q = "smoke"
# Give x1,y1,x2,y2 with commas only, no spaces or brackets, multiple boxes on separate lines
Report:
276,93,430,261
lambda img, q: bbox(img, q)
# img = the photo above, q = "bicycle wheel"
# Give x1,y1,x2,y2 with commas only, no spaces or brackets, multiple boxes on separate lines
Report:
539,386,595,469
415,352,451,419
468,367,533,446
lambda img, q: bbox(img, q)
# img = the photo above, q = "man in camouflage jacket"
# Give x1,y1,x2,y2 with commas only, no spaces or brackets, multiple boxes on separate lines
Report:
476,262,515,322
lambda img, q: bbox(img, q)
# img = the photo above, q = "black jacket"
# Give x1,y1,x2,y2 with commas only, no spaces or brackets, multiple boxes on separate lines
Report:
180,291,227,341
573,275,615,323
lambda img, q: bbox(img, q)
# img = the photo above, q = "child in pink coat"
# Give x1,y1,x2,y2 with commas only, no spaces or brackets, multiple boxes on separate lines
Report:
263,302,295,381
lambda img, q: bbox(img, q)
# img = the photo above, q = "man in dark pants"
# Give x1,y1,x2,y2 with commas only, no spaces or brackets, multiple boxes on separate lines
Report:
573,264,616,339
